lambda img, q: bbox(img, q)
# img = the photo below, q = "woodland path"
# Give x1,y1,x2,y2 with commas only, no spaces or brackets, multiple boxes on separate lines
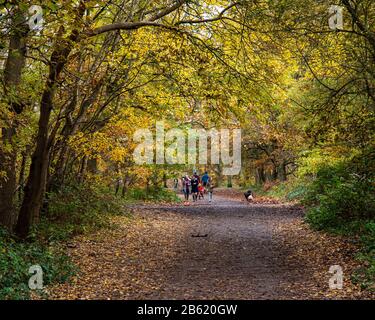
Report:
46,190,371,300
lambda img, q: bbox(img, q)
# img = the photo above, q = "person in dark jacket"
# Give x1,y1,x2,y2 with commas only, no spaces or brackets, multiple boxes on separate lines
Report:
191,175,199,201
183,175,191,201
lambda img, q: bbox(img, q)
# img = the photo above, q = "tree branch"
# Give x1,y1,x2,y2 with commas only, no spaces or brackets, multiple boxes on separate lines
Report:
88,0,188,36
148,0,188,22
175,2,240,25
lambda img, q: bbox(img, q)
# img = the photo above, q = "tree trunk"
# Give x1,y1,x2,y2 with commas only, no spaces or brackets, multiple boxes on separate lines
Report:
227,175,232,188
278,161,287,182
121,178,128,197
87,158,98,174
51,134,72,188
15,4,86,238
16,88,55,237
0,10,28,230
18,148,29,202
271,165,278,181
115,178,121,196
0,128,18,230
255,166,265,185
78,156,88,184
163,173,168,188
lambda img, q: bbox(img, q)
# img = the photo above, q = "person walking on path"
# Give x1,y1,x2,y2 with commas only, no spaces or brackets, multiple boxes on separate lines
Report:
198,183,204,199
191,175,199,202
183,175,191,201
201,171,210,187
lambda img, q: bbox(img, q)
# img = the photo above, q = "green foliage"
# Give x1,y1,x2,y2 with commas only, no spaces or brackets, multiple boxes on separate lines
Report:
33,183,127,243
0,181,131,300
275,158,375,290
255,155,375,290
268,179,309,202
244,178,310,202
350,221,375,291
125,187,181,203
304,163,375,228
0,228,75,300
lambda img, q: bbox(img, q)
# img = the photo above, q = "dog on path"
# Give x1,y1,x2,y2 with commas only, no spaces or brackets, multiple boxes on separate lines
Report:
244,189,254,202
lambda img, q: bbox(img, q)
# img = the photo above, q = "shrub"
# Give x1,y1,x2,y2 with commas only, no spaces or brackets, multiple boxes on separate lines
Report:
304,165,375,229
34,183,126,243
0,227,76,300
125,187,180,203
249,178,309,202
352,221,375,290
256,155,374,290
301,159,375,290
0,181,127,299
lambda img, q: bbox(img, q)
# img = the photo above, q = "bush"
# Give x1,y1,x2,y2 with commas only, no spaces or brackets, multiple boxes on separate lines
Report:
255,155,375,290
0,227,76,300
301,160,375,290
0,181,128,299
352,221,375,290
34,183,126,243
125,187,180,203
304,163,375,229
247,178,309,202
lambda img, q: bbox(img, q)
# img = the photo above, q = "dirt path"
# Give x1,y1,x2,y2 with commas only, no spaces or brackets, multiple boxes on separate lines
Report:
46,192,373,300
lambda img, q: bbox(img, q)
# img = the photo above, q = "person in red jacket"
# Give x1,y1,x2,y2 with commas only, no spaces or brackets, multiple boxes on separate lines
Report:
198,183,204,199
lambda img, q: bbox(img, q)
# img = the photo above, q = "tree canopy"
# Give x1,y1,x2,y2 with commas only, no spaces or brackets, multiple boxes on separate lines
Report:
0,0,374,241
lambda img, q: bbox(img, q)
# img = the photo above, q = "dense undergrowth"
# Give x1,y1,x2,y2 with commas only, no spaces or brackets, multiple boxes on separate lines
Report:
0,183,178,299
0,227,75,300
124,186,181,203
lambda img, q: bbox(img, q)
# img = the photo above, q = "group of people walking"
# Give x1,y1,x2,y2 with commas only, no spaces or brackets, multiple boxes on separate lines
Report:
181,171,214,202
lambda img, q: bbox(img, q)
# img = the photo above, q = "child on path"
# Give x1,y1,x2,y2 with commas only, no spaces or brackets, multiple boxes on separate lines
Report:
207,182,214,203
198,183,204,199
